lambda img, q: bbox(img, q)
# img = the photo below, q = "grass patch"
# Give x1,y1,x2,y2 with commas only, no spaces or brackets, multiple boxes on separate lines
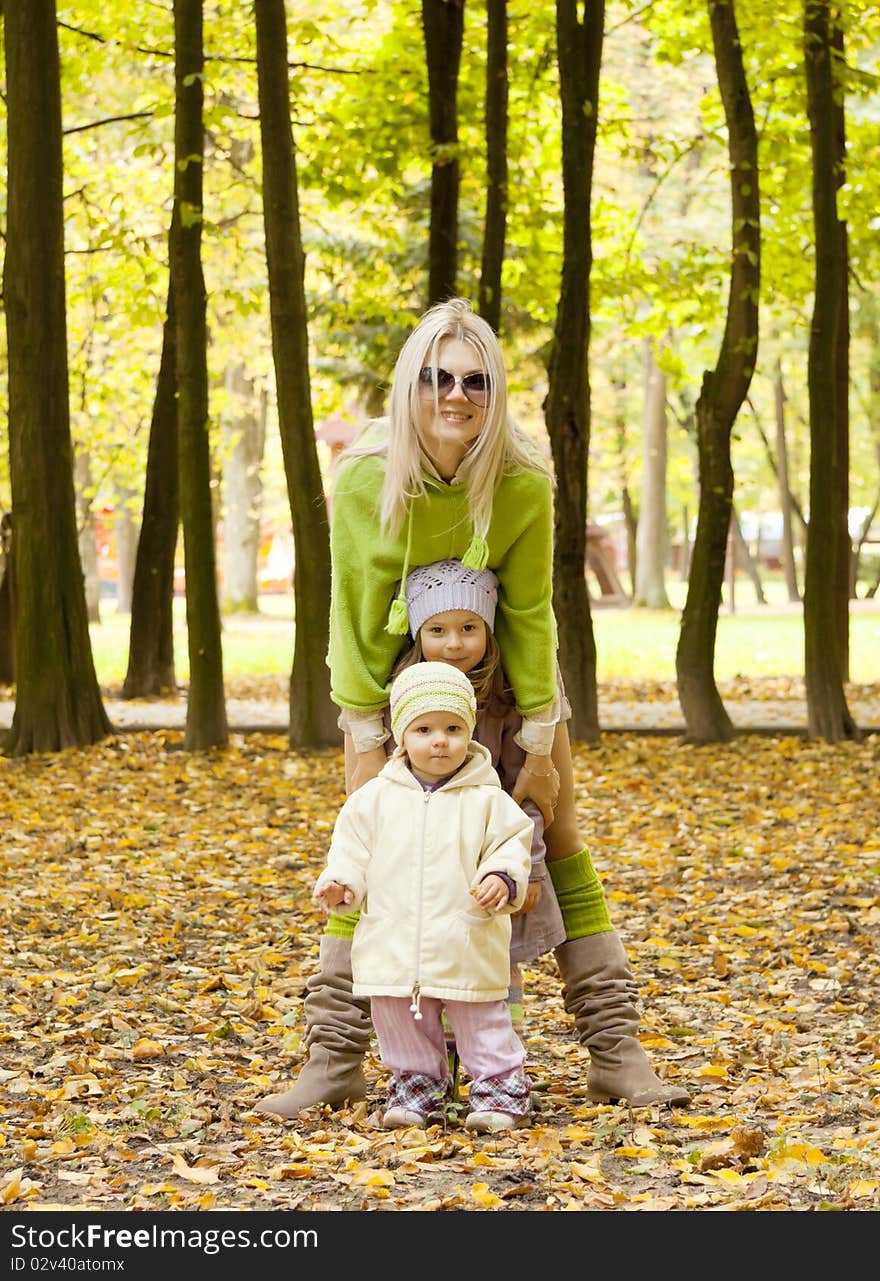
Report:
89,592,880,690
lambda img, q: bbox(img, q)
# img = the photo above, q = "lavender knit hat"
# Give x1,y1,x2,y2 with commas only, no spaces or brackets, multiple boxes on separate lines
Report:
404,559,499,637
389,661,478,744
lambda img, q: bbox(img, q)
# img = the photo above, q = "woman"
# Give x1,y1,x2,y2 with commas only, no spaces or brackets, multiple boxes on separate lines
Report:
258,299,690,1117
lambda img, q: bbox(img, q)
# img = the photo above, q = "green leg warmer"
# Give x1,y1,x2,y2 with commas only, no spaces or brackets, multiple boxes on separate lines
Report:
548,847,613,940
325,909,360,940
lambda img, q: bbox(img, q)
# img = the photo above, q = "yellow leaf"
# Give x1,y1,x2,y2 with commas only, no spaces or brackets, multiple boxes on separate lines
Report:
781,1143,828,1167
697,1064,730,1080
170,1155,220,1184
1,1169,22,1205
706,1168,746,1185
849,1180,879,1198
274,1164,316,1179
471,1182,503,1208
114,968,146,988
132,1039,164,1061
351,1168,395,1187
559,1126,595,1142
731,925,759,937
570,1161,605,1184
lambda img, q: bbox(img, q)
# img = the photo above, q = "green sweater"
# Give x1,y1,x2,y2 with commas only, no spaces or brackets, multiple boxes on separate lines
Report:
328,453,557,717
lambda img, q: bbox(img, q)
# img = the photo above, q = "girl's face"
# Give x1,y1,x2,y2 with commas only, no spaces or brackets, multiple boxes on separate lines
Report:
419,609,488,675
403,711,470,782
416,337,488,477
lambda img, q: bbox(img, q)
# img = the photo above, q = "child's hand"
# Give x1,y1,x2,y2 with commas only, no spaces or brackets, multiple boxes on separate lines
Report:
471,873,510,912
511,881,542,918
314,881,354,914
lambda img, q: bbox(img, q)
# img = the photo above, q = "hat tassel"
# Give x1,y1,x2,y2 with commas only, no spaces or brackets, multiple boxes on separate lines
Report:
461,530,489,570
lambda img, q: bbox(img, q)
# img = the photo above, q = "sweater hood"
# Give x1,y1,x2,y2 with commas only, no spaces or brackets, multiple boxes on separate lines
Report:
383,739,500,790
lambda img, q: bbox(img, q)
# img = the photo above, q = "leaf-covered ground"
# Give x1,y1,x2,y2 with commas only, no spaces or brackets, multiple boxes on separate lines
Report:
2,701,879,1213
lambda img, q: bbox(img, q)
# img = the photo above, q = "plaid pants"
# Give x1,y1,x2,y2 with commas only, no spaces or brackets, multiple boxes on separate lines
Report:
371,995,530,1118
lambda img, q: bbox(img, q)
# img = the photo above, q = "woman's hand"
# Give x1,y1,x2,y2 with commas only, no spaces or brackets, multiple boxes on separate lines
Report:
349,744,388,793
512,754,560,827
314,881,354,914
511,881,542,918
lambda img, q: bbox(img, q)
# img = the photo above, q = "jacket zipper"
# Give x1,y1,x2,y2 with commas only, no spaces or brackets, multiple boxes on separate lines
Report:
409,790,431,1020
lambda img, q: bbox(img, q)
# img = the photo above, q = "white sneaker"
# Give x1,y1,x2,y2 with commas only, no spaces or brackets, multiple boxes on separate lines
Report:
465,1110,527,1133
383,1107,428,1129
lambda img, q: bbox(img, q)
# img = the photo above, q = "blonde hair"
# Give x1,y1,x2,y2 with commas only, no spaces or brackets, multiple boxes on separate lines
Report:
339,298,552,537
391,629,512,718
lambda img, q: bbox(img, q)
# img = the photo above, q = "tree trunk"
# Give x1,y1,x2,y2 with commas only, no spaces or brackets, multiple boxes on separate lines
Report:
75,450,101,623
122,279,179,697
172,0,228,750
802,0,857,741
676,0,760,743
113,491,138,616
633,340,671,608
731,504,765,604
222,362,265,613
0,514,16,684
832,18,850,680
774,365,800,601
478,0,507,333
612,381,636,598
422,0,464,305
2,0,111,756
544,0,605,742
255,0,338,747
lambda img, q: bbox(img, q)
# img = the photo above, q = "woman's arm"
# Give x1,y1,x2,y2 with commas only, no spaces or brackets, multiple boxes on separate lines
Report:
344,733,389,796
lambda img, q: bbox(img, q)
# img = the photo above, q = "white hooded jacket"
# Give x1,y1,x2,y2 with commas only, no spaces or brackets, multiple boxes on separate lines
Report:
314,742,534,1007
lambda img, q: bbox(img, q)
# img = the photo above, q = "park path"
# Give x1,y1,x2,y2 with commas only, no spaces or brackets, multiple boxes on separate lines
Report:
1,690,878,735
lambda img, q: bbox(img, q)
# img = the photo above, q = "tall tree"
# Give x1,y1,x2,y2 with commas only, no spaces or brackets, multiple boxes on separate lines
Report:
544,0,605,742
221,362,264,614
478,0,508,332
0,514,16,685
255,0,338,747
802,0,856,741
675,0,760,743
122,279,179,698
422,0,464,304
633,340,672,608
831,17,850,681
3,0,111,756
773,363,801,601
172,0,228,750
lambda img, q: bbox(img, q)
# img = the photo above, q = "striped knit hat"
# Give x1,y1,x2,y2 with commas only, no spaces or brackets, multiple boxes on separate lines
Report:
404,560,499,637
389,661,477,744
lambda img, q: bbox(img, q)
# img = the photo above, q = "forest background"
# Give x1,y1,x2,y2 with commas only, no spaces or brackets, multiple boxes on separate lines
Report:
1,0,879,756
1,0,880,1220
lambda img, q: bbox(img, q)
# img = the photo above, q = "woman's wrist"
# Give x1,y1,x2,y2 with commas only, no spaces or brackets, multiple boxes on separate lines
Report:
522,754,556,778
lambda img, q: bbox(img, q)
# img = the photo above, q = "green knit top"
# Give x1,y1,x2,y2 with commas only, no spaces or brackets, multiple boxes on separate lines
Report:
328,453,557,717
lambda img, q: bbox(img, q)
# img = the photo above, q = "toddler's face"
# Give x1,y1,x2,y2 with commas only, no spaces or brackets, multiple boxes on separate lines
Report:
403,712,470,782
419,609,487,675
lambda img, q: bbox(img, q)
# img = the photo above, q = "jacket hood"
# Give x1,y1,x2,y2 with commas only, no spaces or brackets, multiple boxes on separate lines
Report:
384,739,500,790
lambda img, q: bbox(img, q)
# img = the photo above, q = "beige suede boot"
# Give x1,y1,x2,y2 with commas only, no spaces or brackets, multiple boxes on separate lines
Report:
555,932,691,1108
257,935,371,1117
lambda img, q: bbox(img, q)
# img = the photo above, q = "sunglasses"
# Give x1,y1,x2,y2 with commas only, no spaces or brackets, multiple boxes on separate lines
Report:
418,366,491,407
